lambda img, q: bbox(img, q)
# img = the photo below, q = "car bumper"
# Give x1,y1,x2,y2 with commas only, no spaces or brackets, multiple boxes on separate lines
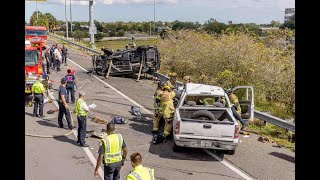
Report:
174,138,238,150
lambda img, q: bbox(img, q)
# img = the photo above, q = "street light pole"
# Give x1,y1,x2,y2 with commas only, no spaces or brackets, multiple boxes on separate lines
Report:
65,0,69,39
89,1,95,48
154,0,156,35
70,0,73,33
36,0,38,19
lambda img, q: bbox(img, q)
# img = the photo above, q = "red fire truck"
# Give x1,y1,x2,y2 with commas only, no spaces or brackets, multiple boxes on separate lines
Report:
25,26,48,43
25,39,46,94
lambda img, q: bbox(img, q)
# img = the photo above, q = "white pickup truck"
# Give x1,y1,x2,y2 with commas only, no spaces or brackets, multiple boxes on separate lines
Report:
172,83,254,155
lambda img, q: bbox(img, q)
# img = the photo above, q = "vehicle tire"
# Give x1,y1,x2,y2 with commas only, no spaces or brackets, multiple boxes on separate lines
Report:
191,110,216,120
226,150,235,155
172,142,182,152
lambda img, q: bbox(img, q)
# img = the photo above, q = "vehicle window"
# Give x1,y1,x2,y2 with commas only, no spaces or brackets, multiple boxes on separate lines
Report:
232,88,252,101
183,95,228,107
26,30,47,36
25,50,39,66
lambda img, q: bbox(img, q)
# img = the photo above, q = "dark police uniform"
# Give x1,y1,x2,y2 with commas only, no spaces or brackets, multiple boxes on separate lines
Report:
58,84,73,129
32,81,45,117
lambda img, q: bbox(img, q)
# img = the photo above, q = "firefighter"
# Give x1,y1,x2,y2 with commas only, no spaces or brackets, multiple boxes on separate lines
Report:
151,81,165,133
225,89,247,130
160,85,176,138
166,72,177,90
126,152,155,180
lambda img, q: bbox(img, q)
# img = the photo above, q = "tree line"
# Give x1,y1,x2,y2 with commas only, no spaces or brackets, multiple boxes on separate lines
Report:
27,11,295,42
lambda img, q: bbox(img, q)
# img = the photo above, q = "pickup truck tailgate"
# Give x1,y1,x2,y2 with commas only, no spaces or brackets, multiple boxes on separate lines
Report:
180,119,235,141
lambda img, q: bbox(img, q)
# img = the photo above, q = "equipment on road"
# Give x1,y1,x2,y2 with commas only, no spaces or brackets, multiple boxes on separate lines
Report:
130,106,141,118
91,45,160,77
111,116,127,124
152,133,165,144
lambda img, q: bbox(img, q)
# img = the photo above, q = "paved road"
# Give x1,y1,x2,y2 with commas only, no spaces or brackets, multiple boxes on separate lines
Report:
26,37,295,180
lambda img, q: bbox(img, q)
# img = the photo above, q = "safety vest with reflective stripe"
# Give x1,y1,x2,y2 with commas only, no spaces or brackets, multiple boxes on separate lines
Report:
126,165,155,180
101,133,123,164
32,81,45,94
75,98,88,116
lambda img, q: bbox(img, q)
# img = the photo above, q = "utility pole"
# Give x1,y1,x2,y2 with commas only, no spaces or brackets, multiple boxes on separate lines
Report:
36,0,38,19
70,0,73,33
89,1,95,48
65,0,68,39
154,0,156,35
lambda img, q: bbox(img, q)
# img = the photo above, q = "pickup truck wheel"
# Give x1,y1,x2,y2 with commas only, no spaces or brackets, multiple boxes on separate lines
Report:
191,110,216,120
172,142,182,152
226,150,235,155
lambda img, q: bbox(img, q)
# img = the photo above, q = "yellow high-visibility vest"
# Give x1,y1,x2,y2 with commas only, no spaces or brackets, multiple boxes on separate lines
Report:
126,165,155,180
101,133,123,164
75,98,88,116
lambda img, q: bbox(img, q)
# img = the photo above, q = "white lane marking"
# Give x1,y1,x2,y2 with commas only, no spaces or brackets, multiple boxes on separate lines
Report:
203,149,254,180
48,92,104,179
64,49,253,180
67,58,153,115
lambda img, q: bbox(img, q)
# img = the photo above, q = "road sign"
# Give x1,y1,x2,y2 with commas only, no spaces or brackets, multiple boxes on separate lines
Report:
89,26,97,34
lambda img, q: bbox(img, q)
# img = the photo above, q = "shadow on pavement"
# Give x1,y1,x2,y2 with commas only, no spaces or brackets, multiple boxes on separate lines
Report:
144,162,243,180
36,119,60,128
53,136,79,146
127,113,160,136
25,112,35,117
269,152,295,163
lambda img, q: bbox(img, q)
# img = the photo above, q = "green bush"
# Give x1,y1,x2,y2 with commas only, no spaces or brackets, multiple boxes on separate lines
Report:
156,29,295,119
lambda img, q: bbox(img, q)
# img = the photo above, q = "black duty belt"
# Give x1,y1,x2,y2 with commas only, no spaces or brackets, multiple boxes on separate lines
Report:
34,93,42,95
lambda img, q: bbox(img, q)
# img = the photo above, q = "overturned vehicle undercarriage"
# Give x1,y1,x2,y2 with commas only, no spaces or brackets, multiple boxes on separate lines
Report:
91,45,160,77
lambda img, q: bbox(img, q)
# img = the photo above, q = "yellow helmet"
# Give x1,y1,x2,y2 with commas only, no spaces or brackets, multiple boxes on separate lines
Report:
163,86,171,90
169,72,177,78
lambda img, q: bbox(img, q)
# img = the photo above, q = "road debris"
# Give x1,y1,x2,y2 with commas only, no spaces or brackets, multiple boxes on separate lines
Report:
258,136,271,143
47,109,59,114
90,115,108,124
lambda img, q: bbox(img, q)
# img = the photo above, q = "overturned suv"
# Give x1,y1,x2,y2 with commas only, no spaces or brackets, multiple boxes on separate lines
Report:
91,45,160,76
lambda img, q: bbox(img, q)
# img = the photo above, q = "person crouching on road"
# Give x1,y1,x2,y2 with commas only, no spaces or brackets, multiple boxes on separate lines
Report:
95,123,128,180
58,78,74,129
65,68,76,104
126,152,155,180
31,75,48,118
75,91,90,147
161,86,176,138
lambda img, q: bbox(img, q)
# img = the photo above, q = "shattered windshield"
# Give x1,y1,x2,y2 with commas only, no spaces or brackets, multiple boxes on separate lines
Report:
25,50,39,66
26,30,47,36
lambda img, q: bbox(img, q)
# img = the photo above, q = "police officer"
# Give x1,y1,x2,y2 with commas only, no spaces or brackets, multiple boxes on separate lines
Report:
75,91,90,147
151,81,165,133
61,44,68,65
126,152,155,180
160,86,176,138
58,78,74,129
94,123,128,180
31,75,48,118
65,68,76,104
226,89,247,130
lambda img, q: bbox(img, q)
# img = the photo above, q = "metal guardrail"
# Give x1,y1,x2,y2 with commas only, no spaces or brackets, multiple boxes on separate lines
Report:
153,72,295,132
48,33,101,54
48,34,295,132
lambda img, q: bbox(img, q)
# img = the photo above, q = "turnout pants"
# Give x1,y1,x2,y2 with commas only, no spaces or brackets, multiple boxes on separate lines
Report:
164,117,173,137
58,102,72,128
33,94,44,116
152,111,162,132
77,116,87,145
104,162,122,180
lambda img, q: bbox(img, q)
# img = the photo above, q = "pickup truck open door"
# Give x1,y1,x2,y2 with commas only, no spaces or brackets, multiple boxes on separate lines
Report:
231,86,254,121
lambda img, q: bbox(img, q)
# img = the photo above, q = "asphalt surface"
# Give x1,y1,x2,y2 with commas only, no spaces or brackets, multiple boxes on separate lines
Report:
25,37,295,180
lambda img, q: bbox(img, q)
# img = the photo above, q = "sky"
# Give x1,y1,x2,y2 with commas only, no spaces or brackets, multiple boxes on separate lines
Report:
25,0,295,24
